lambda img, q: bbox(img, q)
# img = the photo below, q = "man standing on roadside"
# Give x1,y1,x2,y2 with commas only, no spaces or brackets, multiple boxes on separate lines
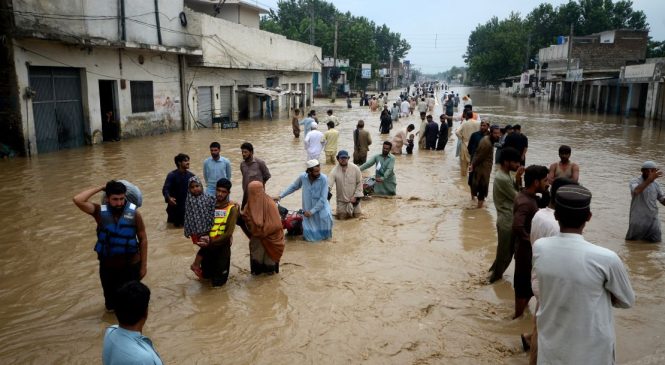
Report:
626,160,664,242
513,165,549,319
488,147,523,283
203,141,232,196
329,150,363,219
533,185,634,364
353,120,372,165
504,124,528,166
470,125,501,208
162,153,194,227
73,181,148,311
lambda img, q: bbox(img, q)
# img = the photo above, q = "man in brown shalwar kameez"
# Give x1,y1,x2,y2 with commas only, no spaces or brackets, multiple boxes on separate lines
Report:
470,125,501,208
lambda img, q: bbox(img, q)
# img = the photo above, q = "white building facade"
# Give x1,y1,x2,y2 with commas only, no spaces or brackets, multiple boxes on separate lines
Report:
1,0,321,155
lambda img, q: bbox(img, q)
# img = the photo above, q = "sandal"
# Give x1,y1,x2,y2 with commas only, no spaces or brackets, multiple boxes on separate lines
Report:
190,264,203,279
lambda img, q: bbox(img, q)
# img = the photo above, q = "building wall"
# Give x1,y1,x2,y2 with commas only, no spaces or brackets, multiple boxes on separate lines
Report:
12,0,196,48
184,66,312,122
14,39,182,154
187,9,321,72
571,30,648,71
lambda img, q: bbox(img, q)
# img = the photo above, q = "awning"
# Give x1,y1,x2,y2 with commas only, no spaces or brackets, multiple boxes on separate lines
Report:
235,87,301,100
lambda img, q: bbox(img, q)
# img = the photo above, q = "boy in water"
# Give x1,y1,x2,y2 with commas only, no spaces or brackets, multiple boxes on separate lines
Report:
292,109,301,138
406,134,415,154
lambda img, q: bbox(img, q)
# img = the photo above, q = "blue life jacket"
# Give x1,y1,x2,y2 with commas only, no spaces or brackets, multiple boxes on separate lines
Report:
95,203,138,257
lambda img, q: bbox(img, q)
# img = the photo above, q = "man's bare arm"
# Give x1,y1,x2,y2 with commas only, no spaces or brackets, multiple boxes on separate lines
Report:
73,186,105,215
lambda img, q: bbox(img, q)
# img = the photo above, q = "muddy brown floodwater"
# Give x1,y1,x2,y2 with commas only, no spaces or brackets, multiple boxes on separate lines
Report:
1,87,664,364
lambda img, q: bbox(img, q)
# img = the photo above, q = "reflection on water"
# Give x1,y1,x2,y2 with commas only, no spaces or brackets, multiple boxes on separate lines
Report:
0,88,664,364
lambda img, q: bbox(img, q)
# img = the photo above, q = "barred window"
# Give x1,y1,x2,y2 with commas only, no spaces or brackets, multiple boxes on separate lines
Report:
130,81,154,113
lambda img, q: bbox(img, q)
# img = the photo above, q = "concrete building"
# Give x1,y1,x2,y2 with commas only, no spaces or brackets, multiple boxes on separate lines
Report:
537,29,663,120
182,0,321,126
1,0,321,156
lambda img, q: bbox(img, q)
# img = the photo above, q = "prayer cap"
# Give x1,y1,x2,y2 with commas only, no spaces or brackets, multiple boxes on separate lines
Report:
337,150,349,158
310,122,318,129
555,185,592,210
306,159,320,169
642,160,657,169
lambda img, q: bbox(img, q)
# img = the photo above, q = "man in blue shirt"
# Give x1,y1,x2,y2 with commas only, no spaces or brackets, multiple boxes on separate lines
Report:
103,281,162,365
203,141,232,196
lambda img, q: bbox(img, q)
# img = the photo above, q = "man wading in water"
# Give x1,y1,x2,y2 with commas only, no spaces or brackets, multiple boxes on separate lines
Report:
73,181,148,311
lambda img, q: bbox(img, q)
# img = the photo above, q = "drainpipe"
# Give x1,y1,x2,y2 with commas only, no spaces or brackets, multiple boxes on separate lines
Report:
154,0,162,45
120,0,126,41
178,55,188,130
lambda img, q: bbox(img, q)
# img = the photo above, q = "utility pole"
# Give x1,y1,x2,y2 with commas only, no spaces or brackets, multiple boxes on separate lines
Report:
566,23,574,105
331,19,338,102
389,49,394,90
524,34,531,71
309,3,314,45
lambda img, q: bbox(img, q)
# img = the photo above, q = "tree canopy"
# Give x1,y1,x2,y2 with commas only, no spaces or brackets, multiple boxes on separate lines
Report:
260,0,410,73
464,0,651,84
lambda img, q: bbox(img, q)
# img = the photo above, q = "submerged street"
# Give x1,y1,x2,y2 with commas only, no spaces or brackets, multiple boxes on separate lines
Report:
1,87,664,364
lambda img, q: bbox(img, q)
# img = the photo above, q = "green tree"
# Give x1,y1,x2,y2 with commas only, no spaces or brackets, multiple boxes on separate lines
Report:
647,39,665,58
260,0,410,76
465,0,649,84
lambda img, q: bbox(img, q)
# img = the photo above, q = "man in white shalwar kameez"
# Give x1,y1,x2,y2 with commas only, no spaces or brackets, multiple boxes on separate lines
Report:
533,185,635,365
304,122,325,162
328,150,363,219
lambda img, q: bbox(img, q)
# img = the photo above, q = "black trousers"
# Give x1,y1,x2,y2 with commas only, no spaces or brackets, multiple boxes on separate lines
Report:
99,257,141,310
200,243,231,287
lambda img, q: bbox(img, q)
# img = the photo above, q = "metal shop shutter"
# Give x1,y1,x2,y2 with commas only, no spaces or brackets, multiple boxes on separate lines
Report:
197,86,213,127
29,66,85,153
219,86,232,118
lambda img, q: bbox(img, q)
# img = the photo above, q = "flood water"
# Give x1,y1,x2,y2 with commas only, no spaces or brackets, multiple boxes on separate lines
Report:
1,87,664,364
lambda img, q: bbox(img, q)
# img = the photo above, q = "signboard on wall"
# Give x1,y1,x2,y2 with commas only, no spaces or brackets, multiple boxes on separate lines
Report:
565,68,583,82
361,63,372,79
520,72,530,85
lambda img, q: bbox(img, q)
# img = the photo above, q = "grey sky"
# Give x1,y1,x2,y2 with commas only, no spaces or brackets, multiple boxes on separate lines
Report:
257,0,665,74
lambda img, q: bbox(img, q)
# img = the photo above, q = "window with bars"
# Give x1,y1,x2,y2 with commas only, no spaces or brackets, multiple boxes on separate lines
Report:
130,81,154,113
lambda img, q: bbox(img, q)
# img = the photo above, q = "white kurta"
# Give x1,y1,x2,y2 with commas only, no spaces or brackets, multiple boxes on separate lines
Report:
533,233,635,365
304,130,325,161
530,207,559,297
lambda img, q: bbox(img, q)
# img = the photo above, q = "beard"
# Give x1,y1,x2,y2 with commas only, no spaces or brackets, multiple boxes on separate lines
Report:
110,204,125,214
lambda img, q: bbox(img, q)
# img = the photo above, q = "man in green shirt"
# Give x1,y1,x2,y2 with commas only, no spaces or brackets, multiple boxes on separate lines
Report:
360,141,397,196
488,147,524,283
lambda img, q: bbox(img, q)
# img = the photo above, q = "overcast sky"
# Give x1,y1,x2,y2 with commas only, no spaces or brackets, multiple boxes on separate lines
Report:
256,0,665,74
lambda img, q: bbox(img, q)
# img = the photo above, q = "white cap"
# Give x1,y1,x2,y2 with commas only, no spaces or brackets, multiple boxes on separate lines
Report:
306,159,320,169
310,122,318,130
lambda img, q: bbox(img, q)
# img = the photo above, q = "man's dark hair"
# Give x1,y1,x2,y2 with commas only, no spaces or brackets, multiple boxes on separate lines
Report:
309,110,316,116
513,124,522,130
383,141,393,148
407,124,415,131
559,145,571,154
499,147,521,163
524,165,549,187
556,208,589,229
216,178,232,190
105,180,127,196
210,142,220,149
174,153,189,167
240,142,254,153
327,109,333,115
294,108,300,114
327,121,335,129
465,110,474,119
420,111,426,116
115,281,150,326
551,177,577,201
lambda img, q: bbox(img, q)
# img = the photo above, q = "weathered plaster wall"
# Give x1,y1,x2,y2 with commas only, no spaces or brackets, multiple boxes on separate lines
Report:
13,39,182,153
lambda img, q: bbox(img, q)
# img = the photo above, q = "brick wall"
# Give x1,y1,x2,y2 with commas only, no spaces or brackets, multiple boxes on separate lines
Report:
572,30,648,71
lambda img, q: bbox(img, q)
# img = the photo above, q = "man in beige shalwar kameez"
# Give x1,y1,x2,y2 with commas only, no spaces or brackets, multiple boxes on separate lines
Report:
328,150,364,219
455,111,480,176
